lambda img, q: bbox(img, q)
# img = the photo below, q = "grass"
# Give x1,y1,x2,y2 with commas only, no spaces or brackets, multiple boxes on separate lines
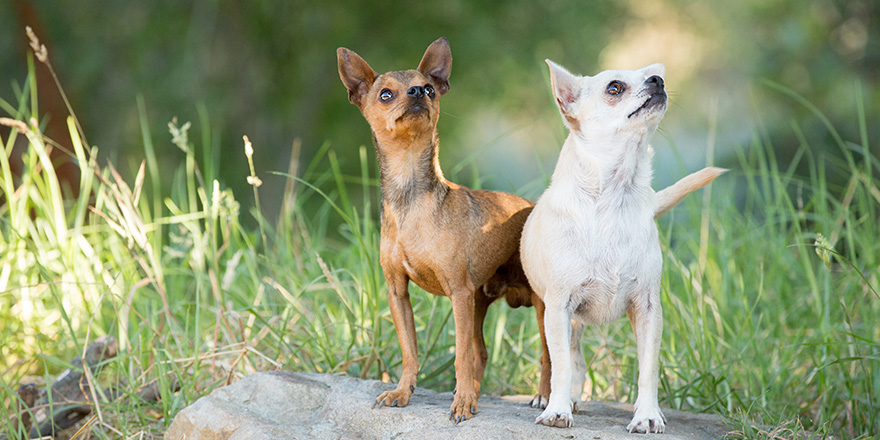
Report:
1,51,879,439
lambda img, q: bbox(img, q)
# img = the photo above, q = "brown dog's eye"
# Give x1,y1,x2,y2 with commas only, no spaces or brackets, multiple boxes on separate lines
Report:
606,81,625,96
379,89,394,102
424,84,435,98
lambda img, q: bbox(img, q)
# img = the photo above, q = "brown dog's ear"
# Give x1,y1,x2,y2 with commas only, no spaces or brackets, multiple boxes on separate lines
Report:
546,59,580,118
338,47,377,107
418,37,452,96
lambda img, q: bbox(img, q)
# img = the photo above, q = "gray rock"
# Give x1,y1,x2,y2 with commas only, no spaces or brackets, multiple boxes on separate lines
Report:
165,371,729,439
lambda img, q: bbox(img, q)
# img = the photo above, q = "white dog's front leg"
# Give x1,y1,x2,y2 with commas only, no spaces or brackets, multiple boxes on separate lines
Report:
569,319,586,413
535,303,574,428
627,301,666,434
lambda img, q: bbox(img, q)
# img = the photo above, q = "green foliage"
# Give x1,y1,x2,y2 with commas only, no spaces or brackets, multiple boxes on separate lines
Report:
3,1,875,230
1,52,879,440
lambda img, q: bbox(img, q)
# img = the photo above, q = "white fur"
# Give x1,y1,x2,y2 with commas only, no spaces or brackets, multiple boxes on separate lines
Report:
522,61,668,433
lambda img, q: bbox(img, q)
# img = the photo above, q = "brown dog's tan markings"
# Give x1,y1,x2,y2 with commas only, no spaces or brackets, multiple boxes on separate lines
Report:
338,37,552,424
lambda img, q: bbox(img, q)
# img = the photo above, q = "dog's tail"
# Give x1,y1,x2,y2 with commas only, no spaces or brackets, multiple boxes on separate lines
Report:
654,167,728,219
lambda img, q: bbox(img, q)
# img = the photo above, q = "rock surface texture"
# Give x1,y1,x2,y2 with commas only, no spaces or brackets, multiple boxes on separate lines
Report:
164,371,729,439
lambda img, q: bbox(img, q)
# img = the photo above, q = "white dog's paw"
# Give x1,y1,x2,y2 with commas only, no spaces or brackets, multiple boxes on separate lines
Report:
535,405,573,428
626,404,666,434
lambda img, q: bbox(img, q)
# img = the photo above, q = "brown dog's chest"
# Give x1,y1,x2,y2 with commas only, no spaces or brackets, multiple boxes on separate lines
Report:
381,213,457,296
378,188,534,298
400,249,446,295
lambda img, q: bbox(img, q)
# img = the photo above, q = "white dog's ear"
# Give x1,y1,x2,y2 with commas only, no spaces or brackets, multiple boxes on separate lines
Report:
639,63,666,79
546,59,580,119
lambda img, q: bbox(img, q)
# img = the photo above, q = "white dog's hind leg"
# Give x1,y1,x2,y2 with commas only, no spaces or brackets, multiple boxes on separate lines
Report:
535,302,574,428
626,301,666,434
569,319,586,413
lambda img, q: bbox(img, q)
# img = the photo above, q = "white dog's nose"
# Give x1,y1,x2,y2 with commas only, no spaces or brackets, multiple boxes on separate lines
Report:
645,75,664,90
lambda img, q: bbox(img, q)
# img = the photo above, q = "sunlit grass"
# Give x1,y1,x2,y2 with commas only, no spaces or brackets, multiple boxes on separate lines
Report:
1,56,878,439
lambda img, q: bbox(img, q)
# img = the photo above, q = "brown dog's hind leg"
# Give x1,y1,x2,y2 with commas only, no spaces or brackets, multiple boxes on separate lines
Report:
530,291,552,409
626,308,637,341
472,290,494,396
374,272,419,409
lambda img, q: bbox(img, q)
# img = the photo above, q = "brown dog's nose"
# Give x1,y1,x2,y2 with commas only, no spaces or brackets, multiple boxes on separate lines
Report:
407,86,425,98
645,75,664,89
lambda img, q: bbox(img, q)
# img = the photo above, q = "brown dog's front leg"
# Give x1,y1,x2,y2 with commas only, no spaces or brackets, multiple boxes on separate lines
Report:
374,273,419,409
449,287,479,424
530,292,552,409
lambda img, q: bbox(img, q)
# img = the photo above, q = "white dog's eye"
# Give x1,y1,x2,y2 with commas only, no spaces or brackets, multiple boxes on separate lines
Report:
606,81,625,96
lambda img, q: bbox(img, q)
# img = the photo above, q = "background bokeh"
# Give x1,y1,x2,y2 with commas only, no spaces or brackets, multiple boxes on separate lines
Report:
2,3,879,437
1,0,877,220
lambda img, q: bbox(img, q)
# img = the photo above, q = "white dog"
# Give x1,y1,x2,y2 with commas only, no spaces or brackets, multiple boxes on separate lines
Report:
521,61,724,433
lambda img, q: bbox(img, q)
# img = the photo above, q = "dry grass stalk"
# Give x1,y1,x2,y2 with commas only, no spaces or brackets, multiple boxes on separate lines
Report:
25,26,48,63
0,117,29,134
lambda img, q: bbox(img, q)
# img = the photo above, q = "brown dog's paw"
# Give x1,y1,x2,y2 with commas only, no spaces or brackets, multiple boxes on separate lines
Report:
448,390,478,425
372,384,415,409
529,393,549,409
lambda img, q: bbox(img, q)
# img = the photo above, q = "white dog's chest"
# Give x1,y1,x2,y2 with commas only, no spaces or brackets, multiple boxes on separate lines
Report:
570,214,659,320
523,185,662,324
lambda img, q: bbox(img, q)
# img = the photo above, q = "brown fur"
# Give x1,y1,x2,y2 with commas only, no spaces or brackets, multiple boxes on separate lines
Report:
338,37,551,423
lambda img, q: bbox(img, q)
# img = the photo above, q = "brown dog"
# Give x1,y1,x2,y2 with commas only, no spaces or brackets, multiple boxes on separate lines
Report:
337,37,551,423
